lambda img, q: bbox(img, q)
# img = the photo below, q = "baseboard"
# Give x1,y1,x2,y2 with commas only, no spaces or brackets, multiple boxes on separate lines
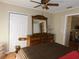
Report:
5,51,15,54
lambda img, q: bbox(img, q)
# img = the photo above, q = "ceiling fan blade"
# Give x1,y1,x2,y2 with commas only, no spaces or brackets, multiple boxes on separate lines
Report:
47,3,59,6
34,5,41,8
31,0,41,4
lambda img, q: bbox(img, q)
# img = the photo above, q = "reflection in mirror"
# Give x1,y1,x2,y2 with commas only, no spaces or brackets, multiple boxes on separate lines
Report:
32,15,47,34
33,20,46,33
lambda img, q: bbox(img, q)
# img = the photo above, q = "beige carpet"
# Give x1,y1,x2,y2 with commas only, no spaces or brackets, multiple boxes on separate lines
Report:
4,53,16,59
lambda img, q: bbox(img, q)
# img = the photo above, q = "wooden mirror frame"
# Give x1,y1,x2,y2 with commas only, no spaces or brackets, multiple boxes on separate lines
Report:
32,15,48,34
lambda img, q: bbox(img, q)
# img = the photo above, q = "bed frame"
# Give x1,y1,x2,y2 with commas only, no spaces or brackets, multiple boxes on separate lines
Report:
16,33,75,59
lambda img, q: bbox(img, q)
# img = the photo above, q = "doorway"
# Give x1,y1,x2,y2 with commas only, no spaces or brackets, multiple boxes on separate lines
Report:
9,13,28,52
65,14,79,49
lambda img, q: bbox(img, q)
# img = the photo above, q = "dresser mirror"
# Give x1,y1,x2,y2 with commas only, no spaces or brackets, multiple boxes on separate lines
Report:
32,15,48,34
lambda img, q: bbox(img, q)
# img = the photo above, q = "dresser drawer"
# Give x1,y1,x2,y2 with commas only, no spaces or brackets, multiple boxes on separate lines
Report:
0,50,5,54
0,47,5,51
0,43,5,58
0,50,5,59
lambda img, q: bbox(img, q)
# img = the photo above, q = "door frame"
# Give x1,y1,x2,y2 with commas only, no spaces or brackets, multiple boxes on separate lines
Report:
64,13,79,45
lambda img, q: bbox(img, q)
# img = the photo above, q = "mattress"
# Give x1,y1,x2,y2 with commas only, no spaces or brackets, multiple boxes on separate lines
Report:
17,43,74,59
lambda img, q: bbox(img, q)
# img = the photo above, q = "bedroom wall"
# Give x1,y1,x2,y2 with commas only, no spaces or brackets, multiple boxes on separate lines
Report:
0,2,52,52
52,8,79,45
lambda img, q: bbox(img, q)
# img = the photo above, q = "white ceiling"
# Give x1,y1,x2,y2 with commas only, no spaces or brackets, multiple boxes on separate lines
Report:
0,0,79,13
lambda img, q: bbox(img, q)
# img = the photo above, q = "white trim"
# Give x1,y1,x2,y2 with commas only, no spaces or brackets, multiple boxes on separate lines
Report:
63,15,67,45
8,11,30,16
64,13,79,45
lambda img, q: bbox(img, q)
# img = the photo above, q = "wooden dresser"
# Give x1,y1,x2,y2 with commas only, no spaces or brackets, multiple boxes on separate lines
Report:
27,33,54,46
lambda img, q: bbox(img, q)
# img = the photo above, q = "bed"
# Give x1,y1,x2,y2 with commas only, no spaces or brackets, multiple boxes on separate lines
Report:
16,33,76,59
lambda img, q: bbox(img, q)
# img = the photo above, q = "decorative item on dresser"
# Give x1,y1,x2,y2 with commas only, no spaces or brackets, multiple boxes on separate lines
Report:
27,33,54,46
0,42,5,59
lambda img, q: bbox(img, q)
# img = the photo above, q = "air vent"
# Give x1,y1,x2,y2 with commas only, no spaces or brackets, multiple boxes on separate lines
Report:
66,6,72,9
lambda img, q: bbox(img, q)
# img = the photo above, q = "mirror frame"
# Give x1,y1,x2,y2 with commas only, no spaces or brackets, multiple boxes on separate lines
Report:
32,15,48,34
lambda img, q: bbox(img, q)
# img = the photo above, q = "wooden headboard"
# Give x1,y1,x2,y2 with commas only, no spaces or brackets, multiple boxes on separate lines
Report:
27,33,54,46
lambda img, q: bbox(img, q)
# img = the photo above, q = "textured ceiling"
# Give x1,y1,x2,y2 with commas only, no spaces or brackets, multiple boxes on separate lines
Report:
0,0,79,13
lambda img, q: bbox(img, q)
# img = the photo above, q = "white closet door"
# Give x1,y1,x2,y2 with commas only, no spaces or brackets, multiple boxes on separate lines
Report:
9,13,28,52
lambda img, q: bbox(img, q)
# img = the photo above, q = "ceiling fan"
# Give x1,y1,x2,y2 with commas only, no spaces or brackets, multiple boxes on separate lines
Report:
31,0,59,10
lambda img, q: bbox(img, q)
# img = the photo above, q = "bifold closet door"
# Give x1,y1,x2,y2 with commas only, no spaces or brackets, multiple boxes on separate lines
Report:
9,13,28,52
